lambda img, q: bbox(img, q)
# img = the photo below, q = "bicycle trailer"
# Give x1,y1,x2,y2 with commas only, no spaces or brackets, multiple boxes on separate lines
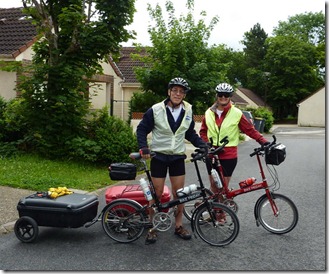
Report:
105,184,171,212
15,192,99,243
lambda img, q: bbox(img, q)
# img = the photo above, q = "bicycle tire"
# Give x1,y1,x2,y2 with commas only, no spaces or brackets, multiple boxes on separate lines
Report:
183,188,213,221
193,202,240,247
255,193,298,234
101,199,147,243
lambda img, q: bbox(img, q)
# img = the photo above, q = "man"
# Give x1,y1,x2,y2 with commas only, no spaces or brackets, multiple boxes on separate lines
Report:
136,77,206,245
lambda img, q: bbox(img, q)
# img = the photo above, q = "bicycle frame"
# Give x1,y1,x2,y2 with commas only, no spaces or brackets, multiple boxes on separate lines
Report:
212,137,279,216
131,153,213,215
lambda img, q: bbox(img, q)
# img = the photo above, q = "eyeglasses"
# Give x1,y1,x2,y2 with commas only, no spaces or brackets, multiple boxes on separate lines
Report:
217,93,231,98
171,89,186,95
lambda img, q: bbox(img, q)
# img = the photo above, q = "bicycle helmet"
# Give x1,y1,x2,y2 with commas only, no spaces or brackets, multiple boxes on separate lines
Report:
215,83,234,95
168,77,190,92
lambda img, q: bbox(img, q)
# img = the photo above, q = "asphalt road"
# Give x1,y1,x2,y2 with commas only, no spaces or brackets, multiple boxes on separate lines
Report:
0,127,325,271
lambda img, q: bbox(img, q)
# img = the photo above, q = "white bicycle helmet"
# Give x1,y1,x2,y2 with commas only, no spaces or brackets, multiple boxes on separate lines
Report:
168,77,190,92
215,83,234,94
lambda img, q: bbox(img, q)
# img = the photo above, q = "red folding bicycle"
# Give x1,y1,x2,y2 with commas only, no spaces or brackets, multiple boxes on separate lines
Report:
184,135,299,235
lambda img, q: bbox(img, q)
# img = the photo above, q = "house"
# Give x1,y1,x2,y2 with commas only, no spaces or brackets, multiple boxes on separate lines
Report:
0,7,265,123
297,86,325,127
0,7,126,119
0,7,37,100
235,87,267,108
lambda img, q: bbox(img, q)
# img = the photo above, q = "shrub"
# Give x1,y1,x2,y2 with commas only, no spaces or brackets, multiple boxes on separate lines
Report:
130,91,163,113
242,106,274,133
68,107,138,164
252,107,274,132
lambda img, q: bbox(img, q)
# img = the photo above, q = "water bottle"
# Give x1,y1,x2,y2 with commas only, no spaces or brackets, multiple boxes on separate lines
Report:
139,178,153,201
211,168,222,188
176,184,198,197
239,177,256,188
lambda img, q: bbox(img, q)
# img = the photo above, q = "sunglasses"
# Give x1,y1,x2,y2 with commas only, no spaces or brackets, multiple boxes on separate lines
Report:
217,93,231,98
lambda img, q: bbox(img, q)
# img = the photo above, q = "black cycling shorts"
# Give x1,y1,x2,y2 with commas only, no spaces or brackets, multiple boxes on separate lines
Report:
150,157,185,178
206,157,237,177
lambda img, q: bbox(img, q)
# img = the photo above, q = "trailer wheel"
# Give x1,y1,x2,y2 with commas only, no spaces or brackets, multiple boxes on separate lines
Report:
14,216,39,243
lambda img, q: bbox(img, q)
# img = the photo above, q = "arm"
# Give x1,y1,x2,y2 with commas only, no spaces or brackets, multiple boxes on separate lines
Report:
136,108,154,149
239,115,268,144
199,116,209,143
185,119,206,148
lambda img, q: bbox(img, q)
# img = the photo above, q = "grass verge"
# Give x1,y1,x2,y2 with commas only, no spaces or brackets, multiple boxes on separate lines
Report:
0,153,117,192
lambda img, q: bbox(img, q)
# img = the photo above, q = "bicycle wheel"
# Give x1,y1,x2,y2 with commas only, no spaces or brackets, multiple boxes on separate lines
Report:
101,199,147,243
255,193,298,234
183,189,213,221
14,216,39,243
193,202,239,247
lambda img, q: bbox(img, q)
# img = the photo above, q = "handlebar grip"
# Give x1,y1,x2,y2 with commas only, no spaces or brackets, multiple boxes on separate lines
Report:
250,150,258,157
191,148,207,162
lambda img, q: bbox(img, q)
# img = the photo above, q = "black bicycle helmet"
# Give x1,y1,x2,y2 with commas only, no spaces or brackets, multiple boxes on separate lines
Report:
215,83,234,94
168,77,190,92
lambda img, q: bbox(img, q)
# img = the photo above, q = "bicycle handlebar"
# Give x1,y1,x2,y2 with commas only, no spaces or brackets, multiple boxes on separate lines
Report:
250,135,277,157
191,136,229,162
129,151,156,160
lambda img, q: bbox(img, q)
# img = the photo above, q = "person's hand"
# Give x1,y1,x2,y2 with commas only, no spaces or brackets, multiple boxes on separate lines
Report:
262,141,271,149
139,147,150,159
199,142,211,149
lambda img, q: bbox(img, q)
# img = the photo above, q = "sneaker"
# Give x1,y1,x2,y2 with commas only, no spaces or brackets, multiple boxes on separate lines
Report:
145,229,157,245
174,226,192,240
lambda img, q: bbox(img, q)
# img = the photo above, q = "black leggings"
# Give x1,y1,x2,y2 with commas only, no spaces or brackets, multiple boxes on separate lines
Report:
205,157,237,177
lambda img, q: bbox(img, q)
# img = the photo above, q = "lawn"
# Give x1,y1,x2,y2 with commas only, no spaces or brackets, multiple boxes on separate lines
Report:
0,153,117,192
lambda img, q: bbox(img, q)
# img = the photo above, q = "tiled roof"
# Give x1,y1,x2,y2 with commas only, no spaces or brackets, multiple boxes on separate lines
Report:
114,47,148,83
238,87,266,106
231,92,248,106
0,7,37,57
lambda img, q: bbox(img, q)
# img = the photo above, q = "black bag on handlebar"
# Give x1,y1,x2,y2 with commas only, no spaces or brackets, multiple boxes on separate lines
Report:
109,163,137,180
265,143,286,165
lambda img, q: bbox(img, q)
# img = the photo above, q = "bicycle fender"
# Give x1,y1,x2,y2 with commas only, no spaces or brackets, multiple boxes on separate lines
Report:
190,202,206,233
254,193,269,223
100,198,145,215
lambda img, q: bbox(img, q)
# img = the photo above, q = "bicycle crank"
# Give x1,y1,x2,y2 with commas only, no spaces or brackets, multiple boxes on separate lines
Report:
223,199,238,213
152,212,172,232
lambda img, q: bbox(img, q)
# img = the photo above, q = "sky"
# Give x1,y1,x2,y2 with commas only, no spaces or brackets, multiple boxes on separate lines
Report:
1,0,326,50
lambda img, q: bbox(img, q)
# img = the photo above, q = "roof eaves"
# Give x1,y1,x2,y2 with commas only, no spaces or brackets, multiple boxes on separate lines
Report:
11,36,38,58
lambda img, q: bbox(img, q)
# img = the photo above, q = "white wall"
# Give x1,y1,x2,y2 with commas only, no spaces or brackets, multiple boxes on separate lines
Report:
297,87,325,127
89,82,107,109
0,71,16,100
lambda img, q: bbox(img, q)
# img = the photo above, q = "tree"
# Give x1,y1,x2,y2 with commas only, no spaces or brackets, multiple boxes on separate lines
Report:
132,0,223,114
17,0,136,157
240,23,268,98
241,23,268,68
264,35,323,120
273,11,325,81
273,12,325,46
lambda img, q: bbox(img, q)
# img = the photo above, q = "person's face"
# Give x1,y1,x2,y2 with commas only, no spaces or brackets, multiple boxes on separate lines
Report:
216,92,231,107
168,86,186,105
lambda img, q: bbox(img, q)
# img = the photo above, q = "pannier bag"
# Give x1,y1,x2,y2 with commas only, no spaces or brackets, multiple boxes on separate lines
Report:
109,163,137,180
265,143,286,165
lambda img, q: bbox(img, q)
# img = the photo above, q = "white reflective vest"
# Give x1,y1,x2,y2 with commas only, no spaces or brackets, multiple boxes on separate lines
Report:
151,100,193,155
